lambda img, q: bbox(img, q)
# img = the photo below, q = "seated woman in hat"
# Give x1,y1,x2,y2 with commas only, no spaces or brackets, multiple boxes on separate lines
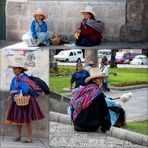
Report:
6,58,45,143
68,68,125,133
75,5,104,46
22,8,50,46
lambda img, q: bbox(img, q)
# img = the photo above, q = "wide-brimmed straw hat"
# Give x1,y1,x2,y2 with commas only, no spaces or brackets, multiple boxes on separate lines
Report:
85,68,107,83
32,8,48,19
8,58,28,71
80,5,96,17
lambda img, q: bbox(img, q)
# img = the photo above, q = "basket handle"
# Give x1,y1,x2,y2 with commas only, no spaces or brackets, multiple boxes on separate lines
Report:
20,90,23,96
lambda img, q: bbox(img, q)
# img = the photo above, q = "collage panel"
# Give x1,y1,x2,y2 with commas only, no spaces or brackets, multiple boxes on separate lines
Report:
49,47,148,147
0,45,49,147
0,0,148,148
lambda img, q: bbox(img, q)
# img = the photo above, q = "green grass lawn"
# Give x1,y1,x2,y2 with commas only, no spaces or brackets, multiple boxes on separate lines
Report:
122,120,148,135
50,66,148,93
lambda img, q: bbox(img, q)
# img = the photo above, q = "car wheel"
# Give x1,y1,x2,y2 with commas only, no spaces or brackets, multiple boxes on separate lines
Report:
65,59,69,62
141,62,143,65
77,58,81,63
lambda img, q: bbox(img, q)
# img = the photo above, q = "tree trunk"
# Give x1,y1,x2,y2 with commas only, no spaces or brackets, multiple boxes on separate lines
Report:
84,49,98,67
110,49,117,68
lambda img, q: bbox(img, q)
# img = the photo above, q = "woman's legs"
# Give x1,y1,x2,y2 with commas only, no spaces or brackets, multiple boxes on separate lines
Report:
13,125,22,141
26,122,32,141
17,125,22,139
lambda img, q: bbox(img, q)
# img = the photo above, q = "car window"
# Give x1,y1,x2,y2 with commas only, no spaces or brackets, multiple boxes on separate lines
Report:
77,51,82,54
99,51,105,55
69,52,73,56
106,51,111,55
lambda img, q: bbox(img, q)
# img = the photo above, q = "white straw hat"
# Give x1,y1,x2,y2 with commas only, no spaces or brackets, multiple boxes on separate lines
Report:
8,58,28,71
80,5,96,17
85,68,107,83
32,8,48,19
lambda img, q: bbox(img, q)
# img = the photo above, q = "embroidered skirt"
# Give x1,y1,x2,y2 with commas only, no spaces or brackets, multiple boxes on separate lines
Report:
6,97,45,124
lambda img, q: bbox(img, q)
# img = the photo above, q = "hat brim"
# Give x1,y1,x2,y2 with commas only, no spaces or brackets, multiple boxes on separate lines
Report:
85,74,106,84
8,65,28,71
80,10,96,17
32,12,48,19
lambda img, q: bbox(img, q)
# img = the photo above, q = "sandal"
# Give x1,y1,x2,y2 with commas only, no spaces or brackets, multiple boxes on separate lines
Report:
22,139,33,143
12,137,21,142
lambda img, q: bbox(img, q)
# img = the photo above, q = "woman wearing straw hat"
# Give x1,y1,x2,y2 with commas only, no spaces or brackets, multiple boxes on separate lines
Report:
22,8,50,47
67,68,125,132
75,5,104,46
6,58,45,143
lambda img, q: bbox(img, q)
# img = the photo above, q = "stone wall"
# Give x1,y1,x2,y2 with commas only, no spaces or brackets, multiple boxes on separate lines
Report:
120,0,148,42
49,90,70,114
5,0,126,41
0,44,49,91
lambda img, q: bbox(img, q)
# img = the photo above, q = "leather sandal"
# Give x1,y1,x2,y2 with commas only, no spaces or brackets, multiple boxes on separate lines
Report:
12,137,21,142
22,139,33,143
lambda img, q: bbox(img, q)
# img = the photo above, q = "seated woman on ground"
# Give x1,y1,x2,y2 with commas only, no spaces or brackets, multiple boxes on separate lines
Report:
22,8,50,47
67,68,125,133
75,5,104,46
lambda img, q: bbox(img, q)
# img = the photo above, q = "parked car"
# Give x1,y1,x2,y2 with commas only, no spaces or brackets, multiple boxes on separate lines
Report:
53,49,83,62
98,49,112,63
130,55,148,65
116,51,135,64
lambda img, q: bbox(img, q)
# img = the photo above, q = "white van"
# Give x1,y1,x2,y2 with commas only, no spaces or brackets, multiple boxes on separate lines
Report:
98,49,112,63
54,49,83,62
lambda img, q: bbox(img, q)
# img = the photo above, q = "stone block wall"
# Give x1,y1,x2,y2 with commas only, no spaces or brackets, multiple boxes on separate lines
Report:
0,45,49,91
6,0,126,41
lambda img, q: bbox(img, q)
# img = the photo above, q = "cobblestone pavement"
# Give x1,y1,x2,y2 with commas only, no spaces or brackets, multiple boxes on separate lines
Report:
49,122,147,148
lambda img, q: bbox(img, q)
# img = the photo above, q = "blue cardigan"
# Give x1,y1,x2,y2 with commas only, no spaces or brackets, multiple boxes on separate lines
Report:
30,19,48,39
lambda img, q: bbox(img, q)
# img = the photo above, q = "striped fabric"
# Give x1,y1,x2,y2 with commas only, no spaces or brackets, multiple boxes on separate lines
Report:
82,19,104,33
70,84,102,121
21,78,43,97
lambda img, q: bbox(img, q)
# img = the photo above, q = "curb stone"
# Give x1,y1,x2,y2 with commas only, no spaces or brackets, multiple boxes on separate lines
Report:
110,84,148,91
49,111,148,147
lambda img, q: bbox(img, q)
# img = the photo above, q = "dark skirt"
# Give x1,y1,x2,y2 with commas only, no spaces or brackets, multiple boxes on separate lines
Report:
73,93,111,133
6,97,45,124
75,36,101,47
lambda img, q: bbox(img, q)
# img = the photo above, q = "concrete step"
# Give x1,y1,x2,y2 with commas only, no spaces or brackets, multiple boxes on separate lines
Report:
49,111,148,147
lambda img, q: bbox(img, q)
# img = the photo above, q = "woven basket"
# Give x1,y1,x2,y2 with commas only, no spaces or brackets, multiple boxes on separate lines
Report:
14,94,30,106
51,36,61,45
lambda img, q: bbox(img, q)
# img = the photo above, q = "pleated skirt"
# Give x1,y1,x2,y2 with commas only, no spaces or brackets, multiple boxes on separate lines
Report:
6,97,45,124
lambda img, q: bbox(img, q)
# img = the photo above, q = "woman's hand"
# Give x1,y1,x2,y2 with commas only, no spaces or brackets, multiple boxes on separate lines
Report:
77,29,81,33
8,96,12,100
70,87,73,92
10,90,17,95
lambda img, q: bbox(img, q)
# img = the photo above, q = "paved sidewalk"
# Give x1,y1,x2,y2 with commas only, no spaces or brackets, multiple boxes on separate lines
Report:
0,137,48,148
49,121,147,148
